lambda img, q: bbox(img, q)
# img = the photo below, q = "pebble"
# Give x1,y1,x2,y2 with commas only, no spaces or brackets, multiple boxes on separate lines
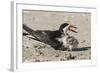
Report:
55,54,60,57
26,46,29,48
67,53,76,60
35,60,40,62
60,58,65,61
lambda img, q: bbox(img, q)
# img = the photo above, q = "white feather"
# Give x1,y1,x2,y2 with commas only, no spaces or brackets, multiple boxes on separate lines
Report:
63,25,70,34
56,34,69,47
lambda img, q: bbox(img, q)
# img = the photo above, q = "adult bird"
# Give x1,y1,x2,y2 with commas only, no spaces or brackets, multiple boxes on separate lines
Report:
23,23,78,50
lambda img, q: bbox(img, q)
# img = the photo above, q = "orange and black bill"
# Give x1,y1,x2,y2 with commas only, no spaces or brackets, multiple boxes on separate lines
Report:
68,25,78,33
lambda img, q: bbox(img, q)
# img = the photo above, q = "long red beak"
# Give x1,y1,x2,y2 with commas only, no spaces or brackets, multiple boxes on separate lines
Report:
68,25,77,33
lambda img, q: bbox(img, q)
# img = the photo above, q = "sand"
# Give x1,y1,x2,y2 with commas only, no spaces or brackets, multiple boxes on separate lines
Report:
22,10,91,62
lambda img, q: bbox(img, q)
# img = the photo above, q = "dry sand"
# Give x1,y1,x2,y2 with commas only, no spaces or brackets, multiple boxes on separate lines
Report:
22,10,91,62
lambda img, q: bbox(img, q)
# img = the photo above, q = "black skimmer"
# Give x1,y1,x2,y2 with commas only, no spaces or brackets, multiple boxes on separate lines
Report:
23,23,78,51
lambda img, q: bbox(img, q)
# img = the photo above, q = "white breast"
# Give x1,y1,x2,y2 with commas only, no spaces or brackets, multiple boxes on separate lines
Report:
62,36,68,47
56,35,68,47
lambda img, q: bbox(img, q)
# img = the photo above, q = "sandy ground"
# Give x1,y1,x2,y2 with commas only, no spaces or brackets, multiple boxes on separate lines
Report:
22,10,91,62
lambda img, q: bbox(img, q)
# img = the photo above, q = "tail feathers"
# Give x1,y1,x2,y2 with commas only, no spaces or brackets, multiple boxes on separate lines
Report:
23,24,35,35
23,32,29,36
23,24,41,41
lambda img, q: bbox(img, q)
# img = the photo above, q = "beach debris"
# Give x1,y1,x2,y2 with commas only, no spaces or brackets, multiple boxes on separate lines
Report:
65,53,68,58
67,53,76,60
38,51,44,56
34,44,48,49
55,54,60,57
26,46,29,49
81,40,86,43
60,58,65,61
35,59,40,62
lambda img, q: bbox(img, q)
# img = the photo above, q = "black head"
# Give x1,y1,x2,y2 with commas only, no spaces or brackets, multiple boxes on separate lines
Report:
59,23,77,34
59,23,69,33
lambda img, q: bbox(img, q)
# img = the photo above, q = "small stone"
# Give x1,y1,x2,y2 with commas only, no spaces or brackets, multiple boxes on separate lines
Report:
60,58,65,61
81,40,86,43
67,53,76,60
35,60,40,62
55,54,59,57
39,51,44,56
34,45,38,48
60,58,63,61
65,53,68,58
46,60,49,61
26,46,29,48
35,52,40,56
